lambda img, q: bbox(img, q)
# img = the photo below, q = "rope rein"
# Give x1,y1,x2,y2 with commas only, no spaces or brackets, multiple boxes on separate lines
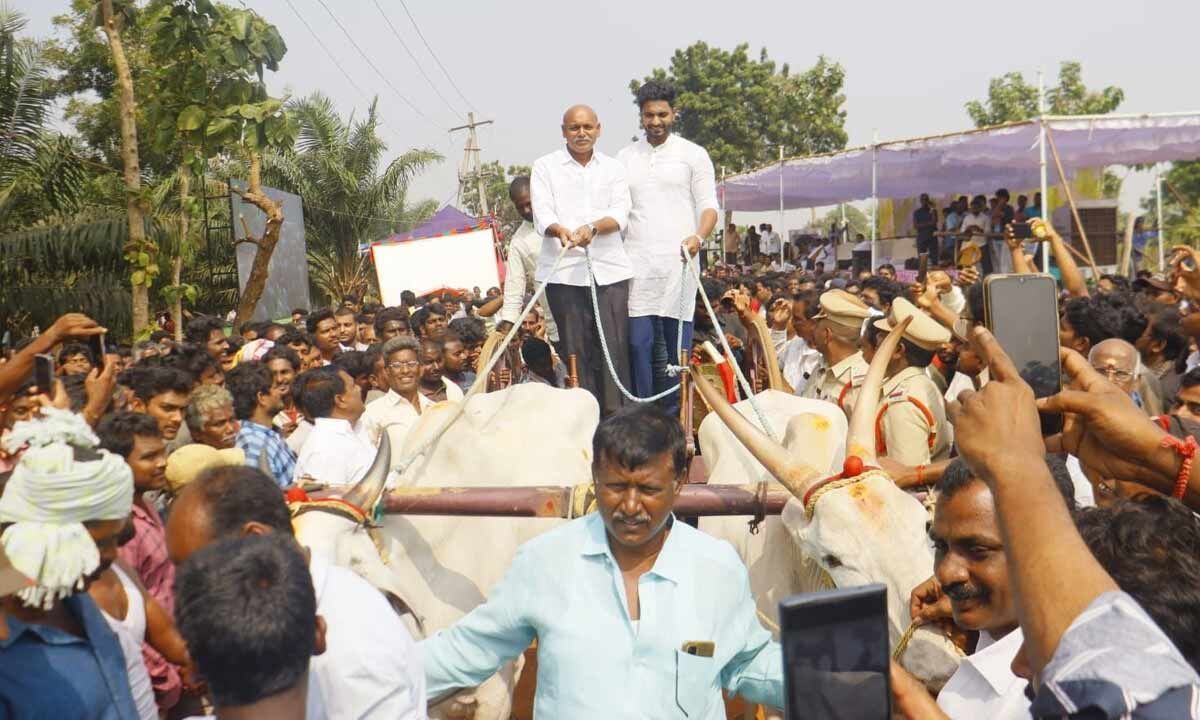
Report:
377,237,779,512
583,246,778,440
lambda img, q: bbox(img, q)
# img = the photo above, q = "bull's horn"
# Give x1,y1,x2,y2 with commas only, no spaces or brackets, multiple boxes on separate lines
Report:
847,315,912,465
689,366,819,499
344,429,392,514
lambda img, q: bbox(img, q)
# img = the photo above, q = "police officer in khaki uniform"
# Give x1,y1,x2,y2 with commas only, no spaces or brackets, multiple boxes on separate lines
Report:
869,297,953,467
802,289,871,418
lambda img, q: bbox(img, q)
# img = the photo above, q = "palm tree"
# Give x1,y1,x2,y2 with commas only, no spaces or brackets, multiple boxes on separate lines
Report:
0,3,88,229
264,92,440,304
0,3,137,336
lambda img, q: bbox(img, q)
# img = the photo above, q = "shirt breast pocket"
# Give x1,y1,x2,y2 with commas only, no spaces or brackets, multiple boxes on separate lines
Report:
675,648,716,717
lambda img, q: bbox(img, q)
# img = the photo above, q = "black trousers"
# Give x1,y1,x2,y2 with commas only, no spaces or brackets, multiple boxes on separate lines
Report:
545,280,631,417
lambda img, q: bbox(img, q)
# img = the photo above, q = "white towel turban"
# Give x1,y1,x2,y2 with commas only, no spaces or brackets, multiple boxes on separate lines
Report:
0,408,133,609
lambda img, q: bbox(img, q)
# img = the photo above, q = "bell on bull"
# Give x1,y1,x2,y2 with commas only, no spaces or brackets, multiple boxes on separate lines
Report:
689,316,964,691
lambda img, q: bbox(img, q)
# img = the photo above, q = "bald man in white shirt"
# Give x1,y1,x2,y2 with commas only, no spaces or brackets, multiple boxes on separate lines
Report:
531,104,633,416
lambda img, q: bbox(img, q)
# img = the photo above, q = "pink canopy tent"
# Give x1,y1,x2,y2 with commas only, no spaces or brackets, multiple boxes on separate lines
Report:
720,112,1200,210
718,111,1200,269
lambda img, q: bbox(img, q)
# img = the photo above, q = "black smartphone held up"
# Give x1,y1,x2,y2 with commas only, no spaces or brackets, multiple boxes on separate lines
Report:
1010,221,1033,240
983,273,1063,435
916,253,929,286
781,584,891,720
88,332,107,365
34,353,54,394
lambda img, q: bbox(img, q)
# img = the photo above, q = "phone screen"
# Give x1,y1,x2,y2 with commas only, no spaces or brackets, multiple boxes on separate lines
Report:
34,353,54,393
1011,222,1032,240
88,332,107,364
781,584,890,720
985,274,1063,434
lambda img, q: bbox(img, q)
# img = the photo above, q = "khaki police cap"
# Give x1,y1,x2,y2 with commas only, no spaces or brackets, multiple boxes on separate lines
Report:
873,297,951,351
813,289,872,329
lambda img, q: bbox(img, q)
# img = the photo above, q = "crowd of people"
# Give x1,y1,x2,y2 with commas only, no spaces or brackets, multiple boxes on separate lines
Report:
1,79,1200,720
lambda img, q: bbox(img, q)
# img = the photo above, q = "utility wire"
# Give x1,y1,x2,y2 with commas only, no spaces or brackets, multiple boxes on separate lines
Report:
311,0,442,131
396,0,476,113
371,0,464,120
282,0,371,103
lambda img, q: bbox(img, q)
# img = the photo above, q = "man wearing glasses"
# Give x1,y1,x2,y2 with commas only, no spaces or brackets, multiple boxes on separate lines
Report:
1087,339,1139,399
362,336,432,452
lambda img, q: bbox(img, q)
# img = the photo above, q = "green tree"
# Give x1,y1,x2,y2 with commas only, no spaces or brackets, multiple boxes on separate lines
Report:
965,61,1125,127
459,161,532,239
263,92,439,304
142,0,296,331
630,43,847,172
966,61,1125,199
814,204,871,240
0,3,89,229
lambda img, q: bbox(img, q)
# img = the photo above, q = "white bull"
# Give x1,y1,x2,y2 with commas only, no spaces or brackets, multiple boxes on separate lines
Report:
698,390,847,632
293,383,599,720
691,320,963,692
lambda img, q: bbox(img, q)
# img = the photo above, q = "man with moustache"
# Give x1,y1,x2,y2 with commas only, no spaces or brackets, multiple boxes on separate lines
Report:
907,457,1077,718
497,176,560,353
421,405,783,717
619,81,718,413
531,104,633,416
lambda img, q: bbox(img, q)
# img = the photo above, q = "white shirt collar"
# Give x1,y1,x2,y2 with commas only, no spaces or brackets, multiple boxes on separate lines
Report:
557,147,605,168
968,627,1026,695
313,417,356,434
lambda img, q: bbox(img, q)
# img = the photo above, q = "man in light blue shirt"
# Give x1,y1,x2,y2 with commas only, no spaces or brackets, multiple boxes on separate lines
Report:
421,405,784,718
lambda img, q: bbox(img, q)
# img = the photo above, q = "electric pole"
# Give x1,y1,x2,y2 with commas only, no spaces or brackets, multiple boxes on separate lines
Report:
450,112,494,216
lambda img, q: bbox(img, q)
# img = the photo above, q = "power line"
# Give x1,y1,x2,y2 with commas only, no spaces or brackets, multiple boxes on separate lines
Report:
311,0,442,132
282,0,371,103
371,0,464,120
396,0,476,113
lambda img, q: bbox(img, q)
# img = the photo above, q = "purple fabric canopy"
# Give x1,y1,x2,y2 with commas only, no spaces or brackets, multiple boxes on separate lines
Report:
719,113,1200,211
380,205,483,243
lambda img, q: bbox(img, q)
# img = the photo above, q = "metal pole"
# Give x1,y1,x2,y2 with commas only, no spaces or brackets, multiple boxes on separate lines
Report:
870,129,878,271
380,483,792,518
1157,168,1165,270
719,166,726,265
1038,69,1050,273
778,146,785,266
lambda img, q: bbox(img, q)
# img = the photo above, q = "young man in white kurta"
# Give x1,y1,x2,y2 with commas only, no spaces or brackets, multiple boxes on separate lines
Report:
618,82,718,413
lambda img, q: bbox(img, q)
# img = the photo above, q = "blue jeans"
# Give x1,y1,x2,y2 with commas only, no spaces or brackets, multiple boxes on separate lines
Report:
629,315,694,415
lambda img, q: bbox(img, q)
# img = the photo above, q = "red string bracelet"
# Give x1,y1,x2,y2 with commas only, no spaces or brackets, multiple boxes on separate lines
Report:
1159,434,1197,499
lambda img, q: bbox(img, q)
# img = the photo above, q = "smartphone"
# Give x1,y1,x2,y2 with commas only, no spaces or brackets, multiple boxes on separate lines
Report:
781,584,891,720
1010,222,1032,240
916,253,929,285
88,332,107,365
34,353,54,393
984,274,1063,434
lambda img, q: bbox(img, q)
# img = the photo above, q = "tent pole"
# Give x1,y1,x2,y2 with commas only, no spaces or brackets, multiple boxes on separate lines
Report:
1044,123,1101,279
870,129,878,271
719,166,726,266
1157,169,1165,270
1038,69,1050,274
778,146,785,266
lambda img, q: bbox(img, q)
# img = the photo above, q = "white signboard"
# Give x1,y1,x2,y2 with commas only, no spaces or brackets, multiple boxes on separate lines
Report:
371,227,500,307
